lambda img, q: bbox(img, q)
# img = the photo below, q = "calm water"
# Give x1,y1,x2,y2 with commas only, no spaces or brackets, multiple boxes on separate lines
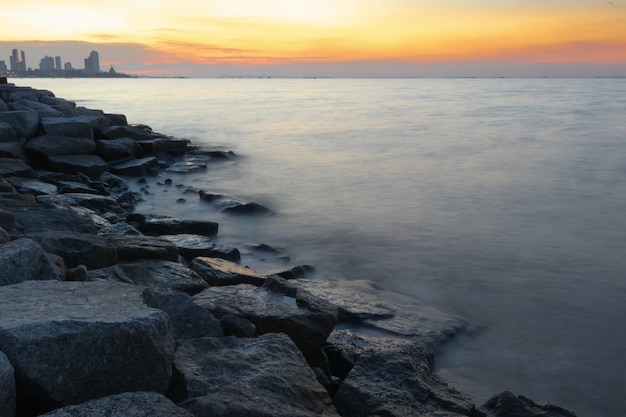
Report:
25,77,626,416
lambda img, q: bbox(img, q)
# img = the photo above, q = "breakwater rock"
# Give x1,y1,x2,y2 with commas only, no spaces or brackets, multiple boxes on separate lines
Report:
0,82,578,417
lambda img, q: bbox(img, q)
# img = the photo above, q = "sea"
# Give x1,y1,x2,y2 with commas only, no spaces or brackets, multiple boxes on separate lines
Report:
24,77,626,417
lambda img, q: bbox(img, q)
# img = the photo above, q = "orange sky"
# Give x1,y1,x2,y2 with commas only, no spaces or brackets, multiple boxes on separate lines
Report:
1,0,625,76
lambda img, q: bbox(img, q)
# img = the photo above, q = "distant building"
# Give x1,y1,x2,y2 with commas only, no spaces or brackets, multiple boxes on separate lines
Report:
64,62,73,71
39,55,55,71
55,56,62,71
0,60,7,73
10,49,26,73
84,50,100,73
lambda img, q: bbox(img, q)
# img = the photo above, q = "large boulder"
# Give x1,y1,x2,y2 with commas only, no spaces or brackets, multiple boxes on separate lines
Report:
9,100,65,119
0,351,15,417
96,137,143,160
47,154,109,178
199,190,271,215
161,234,240,262
136,259,209,295
0,238,60,286
26,231,118,269
24,135,96,157
100,125,153,141
189,256,265,286
61,193,127,221
109,157,159,177
4,177,58,196
39,392,193,417
10,206,98,235
0,122,18,142
0,110,39,138
0,157,36,178
192,276,338,359
481,391,577,417
0,281,176,416
133,214,218,236
105,234,178,262
174,334,340,417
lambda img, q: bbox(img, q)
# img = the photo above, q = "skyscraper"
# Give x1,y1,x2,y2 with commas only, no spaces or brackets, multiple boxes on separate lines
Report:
10,49,26,73
55,56,62,71
84,50,100,73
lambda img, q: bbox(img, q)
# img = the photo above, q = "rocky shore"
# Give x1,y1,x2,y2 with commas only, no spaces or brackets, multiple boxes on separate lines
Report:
0,82,578,417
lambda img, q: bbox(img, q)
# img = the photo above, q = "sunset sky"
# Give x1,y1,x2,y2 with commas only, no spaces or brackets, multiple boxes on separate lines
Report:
1,0,625,77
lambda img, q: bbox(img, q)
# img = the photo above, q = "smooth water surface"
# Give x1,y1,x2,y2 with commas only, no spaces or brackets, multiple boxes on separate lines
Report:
25,77,626,416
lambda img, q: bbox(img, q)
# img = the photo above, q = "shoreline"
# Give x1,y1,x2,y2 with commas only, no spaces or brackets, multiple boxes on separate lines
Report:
0,82,578,417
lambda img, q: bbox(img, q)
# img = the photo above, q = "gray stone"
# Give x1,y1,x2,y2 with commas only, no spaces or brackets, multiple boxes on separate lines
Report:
41,117,94,139
11,206,98,235
24,135,96,157
193,277,338,359
0,238,60,286
174,334,340,417
220,314,256,338
106,234,178,262
136,258,209,295
0,281,175,415
144,287,222,340
39,392,194,417
109,157,159,177
96,137,144,160
189,256,265,286
0,110,39,138
9,100,65,118
0,209,14,231
160,234,240,261
97,222,142,236
0,157,36,178
0,350,16,417
5,177,58,196
0,122,18,142
27,231,118,269
48,154,109,178
199,190,271,215
61,193,128,221
100,125,153,140
0,142,29,160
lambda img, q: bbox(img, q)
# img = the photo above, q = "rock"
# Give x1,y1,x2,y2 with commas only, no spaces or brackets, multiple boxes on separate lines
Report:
24,135,96,157
0,157,36,178
136,259,209,295
66,264,90,281
5,177,58,196
100,125,153,141
268,264,316,279
0,281,176,415
97,221,142,236
96,137,144,160
0,351,16,417
9,100,65,118
47,154,109,178
0,209,14,231
38,392,194,417
0,110,39,138
174,334,340,417
220,314,256,338
0,238,61,285
56,180,103,195
144,287,222,340
42,115,111,139
0,121,18,142
10,206,98,235
134,214,219,237
189,256,266,286
0,226,10,244
331,332,476,417
160,234,240,261
481,391,578,417
26,231,118,269
198,190,271,215
192,277,338,359
0,141,28,159
89,262,154,286
166,155,209,174
106,234,179,262
109,156,159,177
61,193,128,221
103,113,128,126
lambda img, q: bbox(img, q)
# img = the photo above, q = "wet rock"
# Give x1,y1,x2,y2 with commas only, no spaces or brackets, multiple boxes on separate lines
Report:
133,214,219,237
24,135,96,157
189,256,265,286
11,206,98,235
0,110,39,138
144,287,222,340
0,351,15,417
106,234,178,262
136,259,209,295
174,334,340,417
39,392,193,417
193,277,338,359
268,264,316,280
56,180,103,195
0,238,60,286
481,391,578,417
47,154,109,178
0,281,175,415
96,137,144,160
161,234,240,261
109,156,159,177
166,155,209,173
5,177,58,196
27,231,118,269
61,193,128,221
199,190,271,215
97,221,142,236
0,157,36,178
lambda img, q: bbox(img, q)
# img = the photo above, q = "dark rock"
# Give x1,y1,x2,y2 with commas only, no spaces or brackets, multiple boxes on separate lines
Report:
192,277,338,360
220,314,256,338
144,287,222,340
39,392,193,417
61,193,128,221
24,135,96,157
0,226,10,244
109,156,159,177
0,110,39,138
5,177,58,196
97,222,142,236
189,256,265,286
0,238,61,285
268,264,316,279
41,117,96,139
331,332,476,417
0,157,36,178
90,262,154,286
57,180,103,195
47,154,109,178
0,141,28,159
103,113,128,126
27,231,118,269
0,122,19,142
481,391,578,417
166,155,209,173
100,125,153,141
0,351,15,417
106,234,178,262
0,281,175,415
136,259,209,295
0,208,14,231
10,100,65,118
160,234,240,261
174,334,340,417
96,137,144,160
66,264,90,282
137,214,218,236
11,206,98,235
198,190,271,215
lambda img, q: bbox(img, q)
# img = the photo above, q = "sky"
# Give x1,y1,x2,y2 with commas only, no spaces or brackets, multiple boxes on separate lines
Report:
1,0,626,77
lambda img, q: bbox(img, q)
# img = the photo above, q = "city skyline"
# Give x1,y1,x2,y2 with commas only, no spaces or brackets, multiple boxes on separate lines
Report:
1,1,625,77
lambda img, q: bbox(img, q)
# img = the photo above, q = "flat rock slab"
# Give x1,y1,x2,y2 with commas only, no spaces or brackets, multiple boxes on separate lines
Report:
175,334,340,417
10,206,98,235
48,155,109,179
24,135,96,157
109,157,159,177
160,234,240,262
189,256,266,286
0,157,36,178
106,234,179,262
136,259,209,295
0,281,175,415
137,214,219,236
26,231,118,269
39,392,193,417
0,238,60,286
